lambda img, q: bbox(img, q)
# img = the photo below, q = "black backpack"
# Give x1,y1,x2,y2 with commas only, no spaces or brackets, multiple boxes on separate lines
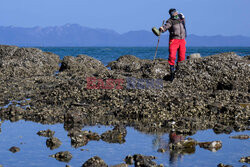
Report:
178,14,187,38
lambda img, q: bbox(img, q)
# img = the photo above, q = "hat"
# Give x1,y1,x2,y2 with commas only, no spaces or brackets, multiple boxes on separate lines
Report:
169,8,177,16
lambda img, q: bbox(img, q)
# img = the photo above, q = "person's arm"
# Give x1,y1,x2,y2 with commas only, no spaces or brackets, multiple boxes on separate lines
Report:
159,20,172,33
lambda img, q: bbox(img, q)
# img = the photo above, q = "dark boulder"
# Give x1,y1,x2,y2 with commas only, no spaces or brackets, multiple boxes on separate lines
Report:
59,54,110,78
9,146,20,153
37,129,55,137
82,156,108,167
124,155,134,165
239,156,250,164
217,163,233,167
133,154,161,167
46,137,62,150
101,126,127,144
124,154,163,167
107,55,143,72
49,151,72,162
198,141,222,152
110,164,128,167
68,129,100,148
0,45,60,78
107,55,169,78
230,135,249,139
169,138,197,154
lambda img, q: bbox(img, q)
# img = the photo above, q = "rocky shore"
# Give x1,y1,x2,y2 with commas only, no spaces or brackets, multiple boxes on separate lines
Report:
0,45,249,135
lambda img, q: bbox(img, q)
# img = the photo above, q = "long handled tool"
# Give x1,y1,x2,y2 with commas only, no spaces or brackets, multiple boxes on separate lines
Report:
152,20,165,63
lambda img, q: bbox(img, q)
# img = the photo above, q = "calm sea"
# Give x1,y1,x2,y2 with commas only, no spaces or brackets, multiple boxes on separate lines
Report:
37,47,250,65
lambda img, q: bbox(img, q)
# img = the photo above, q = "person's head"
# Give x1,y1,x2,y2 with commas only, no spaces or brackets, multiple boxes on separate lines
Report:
169,8,178,17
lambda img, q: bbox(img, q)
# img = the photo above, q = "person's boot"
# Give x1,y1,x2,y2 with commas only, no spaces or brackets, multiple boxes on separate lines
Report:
170,65,175,82
176,62,179,72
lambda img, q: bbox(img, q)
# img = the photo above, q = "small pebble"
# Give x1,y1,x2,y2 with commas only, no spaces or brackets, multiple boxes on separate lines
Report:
9,146,20,153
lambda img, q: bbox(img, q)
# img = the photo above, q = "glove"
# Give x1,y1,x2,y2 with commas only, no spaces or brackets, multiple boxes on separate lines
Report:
159,27,164,32
179,13,185,19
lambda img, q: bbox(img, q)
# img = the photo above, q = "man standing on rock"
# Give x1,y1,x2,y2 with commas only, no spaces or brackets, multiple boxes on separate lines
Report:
159,8,187,81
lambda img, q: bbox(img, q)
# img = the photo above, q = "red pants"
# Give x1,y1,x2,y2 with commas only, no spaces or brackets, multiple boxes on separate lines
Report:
168,39,186,65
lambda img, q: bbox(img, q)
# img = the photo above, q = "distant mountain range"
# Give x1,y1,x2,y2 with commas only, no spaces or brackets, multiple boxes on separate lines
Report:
0,24,250,47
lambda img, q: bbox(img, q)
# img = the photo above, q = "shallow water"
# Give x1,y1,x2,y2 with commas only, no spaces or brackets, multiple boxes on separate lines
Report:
0,120,249,167
0,99,31,110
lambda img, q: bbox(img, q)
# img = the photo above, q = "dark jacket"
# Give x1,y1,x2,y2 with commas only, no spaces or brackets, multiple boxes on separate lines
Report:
162,14,186,39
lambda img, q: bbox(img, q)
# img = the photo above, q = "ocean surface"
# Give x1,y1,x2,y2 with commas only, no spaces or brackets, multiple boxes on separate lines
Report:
0,47,249,167
37,47,250,65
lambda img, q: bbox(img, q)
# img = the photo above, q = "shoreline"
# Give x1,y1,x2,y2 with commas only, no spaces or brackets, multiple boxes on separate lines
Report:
0,45,249,135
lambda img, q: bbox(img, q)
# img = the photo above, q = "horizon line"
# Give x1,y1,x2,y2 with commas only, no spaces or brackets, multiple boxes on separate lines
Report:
17,46,250,48
1,23,250,38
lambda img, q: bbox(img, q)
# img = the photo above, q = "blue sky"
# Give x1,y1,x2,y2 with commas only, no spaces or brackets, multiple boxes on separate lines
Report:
1,0,250,36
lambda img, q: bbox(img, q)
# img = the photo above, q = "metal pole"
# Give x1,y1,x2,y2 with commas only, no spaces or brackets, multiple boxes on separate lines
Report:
153,20,165,63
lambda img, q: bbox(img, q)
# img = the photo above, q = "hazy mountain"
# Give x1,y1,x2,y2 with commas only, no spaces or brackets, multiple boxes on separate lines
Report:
0,24,249,47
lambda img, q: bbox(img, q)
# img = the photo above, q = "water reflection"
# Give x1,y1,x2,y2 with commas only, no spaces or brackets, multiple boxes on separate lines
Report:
169,132,186,166
0,120,249,167
153,131,194,166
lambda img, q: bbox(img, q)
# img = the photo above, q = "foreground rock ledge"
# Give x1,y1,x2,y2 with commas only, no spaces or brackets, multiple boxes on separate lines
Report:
0,45,249,134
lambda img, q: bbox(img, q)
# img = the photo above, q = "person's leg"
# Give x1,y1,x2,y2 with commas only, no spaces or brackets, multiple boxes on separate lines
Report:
168,39,179,66
178,39,186,63
176,39,186,72
168,39,179,81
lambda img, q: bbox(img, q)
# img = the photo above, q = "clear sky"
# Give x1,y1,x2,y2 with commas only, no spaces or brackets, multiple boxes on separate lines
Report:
1,0,250,36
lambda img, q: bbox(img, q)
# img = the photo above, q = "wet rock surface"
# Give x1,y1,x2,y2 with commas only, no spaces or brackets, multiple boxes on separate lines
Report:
68,129,100,148
59,54,110,78
0,45,60,78
230,135,249,140
9,146,20,153
108,55,169,79
82,156,108,167
239,156,250,164
37,129,55,137
0,45,249,136
124,155,134,165
46,137,62,150
101,126,127,144
124,154,161,167
157,148,166,153
110,164,128,167
132,154,163,167
49,151,72,162
169,138,197,153
217,163,233,167
198,141,222,152
164,135,197,157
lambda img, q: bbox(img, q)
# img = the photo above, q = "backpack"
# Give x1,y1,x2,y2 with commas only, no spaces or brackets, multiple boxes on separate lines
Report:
178,14,187,38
